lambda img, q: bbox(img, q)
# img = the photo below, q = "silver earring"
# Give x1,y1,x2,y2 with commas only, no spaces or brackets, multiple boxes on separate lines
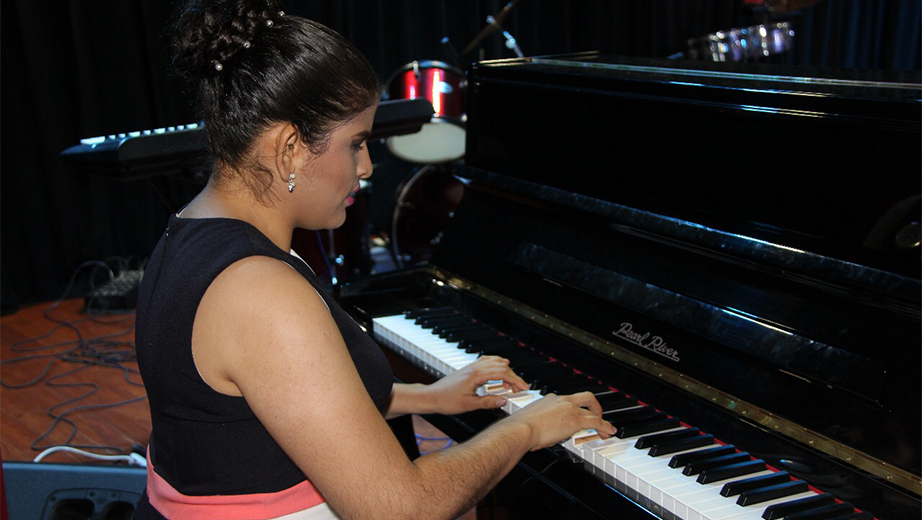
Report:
288,173,297,193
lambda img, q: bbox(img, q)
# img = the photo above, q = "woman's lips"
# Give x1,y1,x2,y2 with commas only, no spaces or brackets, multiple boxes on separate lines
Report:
346,185,360,206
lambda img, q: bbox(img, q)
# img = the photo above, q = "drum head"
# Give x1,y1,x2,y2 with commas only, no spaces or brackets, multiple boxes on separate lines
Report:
386,119,466,164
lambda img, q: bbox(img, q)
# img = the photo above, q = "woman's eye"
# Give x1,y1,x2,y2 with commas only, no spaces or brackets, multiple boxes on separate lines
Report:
352,141,366,152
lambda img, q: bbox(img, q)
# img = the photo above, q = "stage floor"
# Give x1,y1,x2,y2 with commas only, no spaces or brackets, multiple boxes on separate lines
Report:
1,298,149,464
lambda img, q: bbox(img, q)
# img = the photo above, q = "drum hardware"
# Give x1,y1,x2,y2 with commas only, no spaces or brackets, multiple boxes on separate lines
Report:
389,164,464,269
440,37,463,71
461,0,523,57
486,15,524,58
895,222,920,249
685,22,795,62
763,0,826,13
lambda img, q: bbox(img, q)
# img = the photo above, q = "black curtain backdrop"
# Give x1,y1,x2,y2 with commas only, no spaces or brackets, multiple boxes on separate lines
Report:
2,0,919,310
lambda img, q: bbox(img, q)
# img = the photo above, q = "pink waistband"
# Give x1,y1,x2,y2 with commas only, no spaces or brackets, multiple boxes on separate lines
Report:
146,449,325,519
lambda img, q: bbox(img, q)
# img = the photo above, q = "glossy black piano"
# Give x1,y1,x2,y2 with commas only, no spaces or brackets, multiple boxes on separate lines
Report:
340,53,921,520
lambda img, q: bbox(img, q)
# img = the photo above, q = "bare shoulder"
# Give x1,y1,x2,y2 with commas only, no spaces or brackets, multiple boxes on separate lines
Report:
192,255,337,396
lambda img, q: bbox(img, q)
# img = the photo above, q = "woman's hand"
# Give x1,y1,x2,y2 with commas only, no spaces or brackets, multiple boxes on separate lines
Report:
427,355,531,415
511,391,616,451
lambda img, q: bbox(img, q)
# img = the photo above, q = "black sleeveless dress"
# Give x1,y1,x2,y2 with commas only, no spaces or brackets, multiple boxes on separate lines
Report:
132,215,393,518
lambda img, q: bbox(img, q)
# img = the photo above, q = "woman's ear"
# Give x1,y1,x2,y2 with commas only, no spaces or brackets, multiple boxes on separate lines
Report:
269,123,301,182
278,123,300,160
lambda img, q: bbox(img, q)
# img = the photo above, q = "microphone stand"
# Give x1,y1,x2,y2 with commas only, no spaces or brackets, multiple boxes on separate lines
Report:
461,0,523,58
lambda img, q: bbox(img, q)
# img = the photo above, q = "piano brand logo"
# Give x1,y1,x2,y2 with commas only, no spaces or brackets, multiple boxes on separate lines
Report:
613,323,680,362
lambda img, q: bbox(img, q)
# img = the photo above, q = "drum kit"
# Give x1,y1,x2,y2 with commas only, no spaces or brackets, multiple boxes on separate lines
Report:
685,22,795,63
382,2,526,271
298,2,526,286
383,60,468,269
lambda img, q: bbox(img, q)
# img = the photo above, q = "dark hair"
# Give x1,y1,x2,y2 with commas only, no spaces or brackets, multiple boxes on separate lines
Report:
170,0,380,196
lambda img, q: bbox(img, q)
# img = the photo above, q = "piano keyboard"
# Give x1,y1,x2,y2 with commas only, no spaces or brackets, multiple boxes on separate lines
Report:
373,309,874,520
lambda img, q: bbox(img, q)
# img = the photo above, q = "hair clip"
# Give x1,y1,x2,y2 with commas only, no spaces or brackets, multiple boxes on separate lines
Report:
213,61,224,71
243,41,251,49
278,11,285,17
266,19,274,27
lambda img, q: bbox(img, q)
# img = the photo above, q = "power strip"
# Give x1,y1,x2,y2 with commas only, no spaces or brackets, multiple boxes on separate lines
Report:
84,270,144,312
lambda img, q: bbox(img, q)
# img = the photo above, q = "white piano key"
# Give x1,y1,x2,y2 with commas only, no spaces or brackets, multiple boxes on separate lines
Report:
502,390,543,414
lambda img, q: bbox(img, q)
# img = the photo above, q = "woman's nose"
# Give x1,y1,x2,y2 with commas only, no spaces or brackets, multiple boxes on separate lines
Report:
358,146,373,179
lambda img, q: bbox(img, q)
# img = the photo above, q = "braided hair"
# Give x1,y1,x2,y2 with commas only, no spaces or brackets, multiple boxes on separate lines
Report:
170,0,380,197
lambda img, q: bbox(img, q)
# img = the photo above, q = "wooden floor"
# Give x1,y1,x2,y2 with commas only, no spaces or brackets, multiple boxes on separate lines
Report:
1,298,149,463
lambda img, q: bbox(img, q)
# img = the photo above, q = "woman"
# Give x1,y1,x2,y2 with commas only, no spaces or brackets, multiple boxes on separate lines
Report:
133,1,614,519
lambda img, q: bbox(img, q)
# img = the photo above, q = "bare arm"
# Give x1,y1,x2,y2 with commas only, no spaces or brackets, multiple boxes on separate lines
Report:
192,257,614,520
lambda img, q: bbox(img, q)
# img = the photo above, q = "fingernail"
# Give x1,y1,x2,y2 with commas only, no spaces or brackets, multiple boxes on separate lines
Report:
495,397,507,407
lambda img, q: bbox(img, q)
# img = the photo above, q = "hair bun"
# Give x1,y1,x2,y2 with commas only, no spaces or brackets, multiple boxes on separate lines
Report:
171,0,283,79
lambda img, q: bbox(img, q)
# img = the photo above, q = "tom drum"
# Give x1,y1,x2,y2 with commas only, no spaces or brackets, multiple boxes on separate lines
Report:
385,61,466,164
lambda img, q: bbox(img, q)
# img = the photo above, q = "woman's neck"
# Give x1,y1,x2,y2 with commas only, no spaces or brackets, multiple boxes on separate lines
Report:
183,180,294,252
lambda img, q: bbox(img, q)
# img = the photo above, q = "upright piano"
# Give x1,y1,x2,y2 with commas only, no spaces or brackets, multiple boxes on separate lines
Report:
340,53,921,519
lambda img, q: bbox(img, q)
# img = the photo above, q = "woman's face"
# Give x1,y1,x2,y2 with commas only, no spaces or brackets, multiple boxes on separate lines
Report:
296,105,376,230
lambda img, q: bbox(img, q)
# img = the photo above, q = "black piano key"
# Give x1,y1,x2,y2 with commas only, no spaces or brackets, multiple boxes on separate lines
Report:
720,471,792,497
405,307,455,319
635,427,701,449
466,341,519,355
509,350,545,361
534,373,586,390
507,357,555,371
460,337,516,350
538,374,587,389
518,364,569,380
736,479,810,506
669,445,737,468
419,315,470,328
596,393,638,412
605,407,663,425
826,513,872,520
530,376,580,392
647,434,715,457
614,418,680,438
414,310,465,323
439,327,492,339
416,313,468,325
539,381,595,395
595,390,625,401
445,329,501,342
516,374,566,394
684,453,752,476
697,460,767,484
762,493,836,519
782,503,860,520
483,351,541,366
546,379,608,395
433,323,482,336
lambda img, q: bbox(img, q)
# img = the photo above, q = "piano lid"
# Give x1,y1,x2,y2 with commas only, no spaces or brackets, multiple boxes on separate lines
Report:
429,53,920,490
